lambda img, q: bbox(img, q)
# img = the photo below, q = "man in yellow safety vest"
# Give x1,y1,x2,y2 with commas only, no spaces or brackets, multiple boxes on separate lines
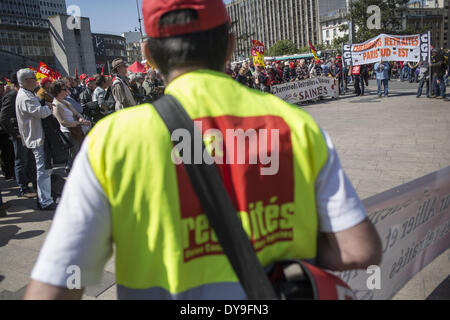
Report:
25,0,381,300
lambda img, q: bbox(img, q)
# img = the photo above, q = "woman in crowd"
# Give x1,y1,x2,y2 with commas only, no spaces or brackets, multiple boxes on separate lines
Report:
50,80,90,174
92,75,112,114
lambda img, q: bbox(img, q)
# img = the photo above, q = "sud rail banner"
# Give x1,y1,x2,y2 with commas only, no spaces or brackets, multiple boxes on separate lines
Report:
343,32,431,67
271,76,338,104
335,166,450,300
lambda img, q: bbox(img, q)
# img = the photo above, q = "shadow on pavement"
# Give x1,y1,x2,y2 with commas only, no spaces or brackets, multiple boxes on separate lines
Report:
0,225,45,247
426,276,450,300
0,209,55,226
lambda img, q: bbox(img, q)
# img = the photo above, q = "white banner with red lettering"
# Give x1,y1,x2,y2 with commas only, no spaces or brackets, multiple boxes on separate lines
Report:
271,77,338,103
334,167,450,300
343,32,431,67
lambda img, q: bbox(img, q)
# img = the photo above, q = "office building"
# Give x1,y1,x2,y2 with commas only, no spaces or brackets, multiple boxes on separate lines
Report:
226,0,322,60
122,31,142,63
49,14,96,76
93,33,127,74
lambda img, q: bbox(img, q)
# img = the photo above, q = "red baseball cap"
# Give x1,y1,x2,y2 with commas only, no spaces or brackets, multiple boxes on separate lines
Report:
142,0,231,38
85,77,95,84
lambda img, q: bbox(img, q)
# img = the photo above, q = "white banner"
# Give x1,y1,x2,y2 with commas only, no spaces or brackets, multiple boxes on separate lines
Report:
335,167,450,300
271,77,338,104
343,33,431,67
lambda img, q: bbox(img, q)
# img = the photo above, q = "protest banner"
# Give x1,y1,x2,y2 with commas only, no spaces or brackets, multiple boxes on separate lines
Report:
271,76,338,104
334,166,450,300
343,33,431,67
252,40,266,67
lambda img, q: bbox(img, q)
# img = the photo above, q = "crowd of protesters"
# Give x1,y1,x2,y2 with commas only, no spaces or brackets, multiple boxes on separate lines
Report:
226,47,450,101
227,57,347,96
0,58,165,216
0,48,449,215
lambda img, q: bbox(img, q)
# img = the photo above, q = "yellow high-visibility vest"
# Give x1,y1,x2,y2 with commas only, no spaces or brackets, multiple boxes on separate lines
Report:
88,69,329,294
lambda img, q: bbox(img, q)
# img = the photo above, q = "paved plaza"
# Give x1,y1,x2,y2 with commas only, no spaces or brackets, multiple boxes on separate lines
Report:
0,80,449,300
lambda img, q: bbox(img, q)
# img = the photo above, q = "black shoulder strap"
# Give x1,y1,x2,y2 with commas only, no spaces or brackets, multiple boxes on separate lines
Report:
152,95,277,300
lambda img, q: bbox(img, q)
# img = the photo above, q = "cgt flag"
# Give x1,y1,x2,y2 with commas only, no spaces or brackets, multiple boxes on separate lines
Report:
38,62,54,78
251,40,265,67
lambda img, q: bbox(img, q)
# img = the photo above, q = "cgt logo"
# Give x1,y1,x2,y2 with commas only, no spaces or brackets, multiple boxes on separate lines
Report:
420,33,430,62
176,115,295,263
343,44,352,67
40,67,50,75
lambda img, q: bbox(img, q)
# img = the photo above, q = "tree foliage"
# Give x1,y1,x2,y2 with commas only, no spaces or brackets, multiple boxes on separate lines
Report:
333,0,416,46
267,39,298,57
351,0,412,42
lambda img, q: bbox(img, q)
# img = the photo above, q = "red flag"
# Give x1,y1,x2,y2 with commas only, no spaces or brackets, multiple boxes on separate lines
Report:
308,41,320,62
38,62,55,78
101,66,104,76
251,40,265,56
4,77,12,87
75,68,79,79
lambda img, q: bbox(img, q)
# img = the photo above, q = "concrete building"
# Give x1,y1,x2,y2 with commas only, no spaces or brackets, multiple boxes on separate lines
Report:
0,0,66,70
122,31,142,64
0,24,54,67
319,0,349,47
0,48,42,77
39,0,66,19
48,14,96,76
226,0,322,61
320,7,348,47
93,33,127,74
407,0,450,49
318,0,347,16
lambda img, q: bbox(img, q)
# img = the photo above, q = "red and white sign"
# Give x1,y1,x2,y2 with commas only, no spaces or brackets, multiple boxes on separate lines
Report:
38,62,53,77
177,115,294,263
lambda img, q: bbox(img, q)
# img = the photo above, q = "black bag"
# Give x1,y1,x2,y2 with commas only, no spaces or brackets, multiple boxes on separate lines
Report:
41,115,72,166
152,95,356,300
51,173,66,202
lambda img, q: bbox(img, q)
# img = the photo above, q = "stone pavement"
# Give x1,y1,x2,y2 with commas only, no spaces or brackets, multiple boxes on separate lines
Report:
302,80,450,300
0,80,449,300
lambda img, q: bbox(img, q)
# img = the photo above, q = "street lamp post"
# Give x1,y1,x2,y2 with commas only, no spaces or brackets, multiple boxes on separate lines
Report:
348,0,354,45
421,0,424,31
136,0,144,41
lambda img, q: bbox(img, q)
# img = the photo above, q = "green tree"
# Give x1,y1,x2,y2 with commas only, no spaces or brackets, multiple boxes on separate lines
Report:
267,40,298,57
349,0,411,43
332,34,349,51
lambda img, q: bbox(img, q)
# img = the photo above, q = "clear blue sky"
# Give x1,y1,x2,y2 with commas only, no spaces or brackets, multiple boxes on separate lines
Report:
68,0,421,35
67,0,232,36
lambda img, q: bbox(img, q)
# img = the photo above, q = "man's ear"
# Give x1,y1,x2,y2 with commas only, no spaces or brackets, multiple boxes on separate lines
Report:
142,41,158,70
225,33,236,64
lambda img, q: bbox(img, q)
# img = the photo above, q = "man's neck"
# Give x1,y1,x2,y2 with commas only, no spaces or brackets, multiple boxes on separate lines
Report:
166,66,212,85
21,86,35,93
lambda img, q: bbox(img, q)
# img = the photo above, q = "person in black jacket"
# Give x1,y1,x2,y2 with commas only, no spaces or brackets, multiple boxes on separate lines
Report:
282,61,291,82
0,81,15,181
0,74,37,198
79,77,97,108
